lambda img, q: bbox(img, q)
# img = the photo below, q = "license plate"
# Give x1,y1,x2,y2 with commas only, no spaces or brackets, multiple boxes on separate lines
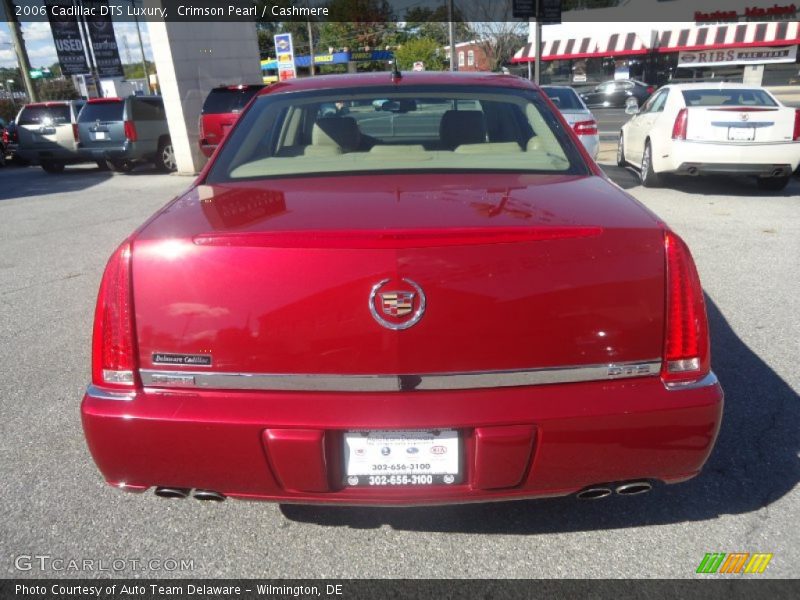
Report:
728,127,755,141
93,131,107,140
343,429,460,487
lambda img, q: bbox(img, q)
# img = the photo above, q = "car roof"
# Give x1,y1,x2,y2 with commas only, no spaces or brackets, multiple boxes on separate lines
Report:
663,82,770,90
257,71,537,96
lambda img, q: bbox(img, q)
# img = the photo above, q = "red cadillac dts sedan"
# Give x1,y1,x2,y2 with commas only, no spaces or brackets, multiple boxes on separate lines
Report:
82,72,723,505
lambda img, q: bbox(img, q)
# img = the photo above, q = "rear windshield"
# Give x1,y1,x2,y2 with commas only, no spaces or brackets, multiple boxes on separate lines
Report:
682,89,778,107
78,101,124,122
206,85,586,182
202,87,264,115
542,87,584,110
18,105,70,126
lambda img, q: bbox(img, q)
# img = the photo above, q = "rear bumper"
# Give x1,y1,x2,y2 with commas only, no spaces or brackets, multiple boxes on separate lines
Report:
79,141,147,161
16,147,83,163
658,140,800,174
675,162,794,177
81,373,723,506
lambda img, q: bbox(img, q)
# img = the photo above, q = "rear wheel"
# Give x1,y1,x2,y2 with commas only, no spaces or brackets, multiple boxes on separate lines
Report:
108,159,135,173
155,139,177,172
756,176,790,191
41,160,65,174
640,141,661,188
616,133,626,167
96,160,110,171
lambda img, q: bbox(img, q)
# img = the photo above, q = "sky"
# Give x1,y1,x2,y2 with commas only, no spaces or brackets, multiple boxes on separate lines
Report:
0,20,154,71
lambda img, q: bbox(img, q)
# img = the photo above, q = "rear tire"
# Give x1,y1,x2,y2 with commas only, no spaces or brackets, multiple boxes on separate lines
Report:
41,160,65,174
756,176,790,191
155,139,177,172
108,159,135,173
616,133,626,167
640,141,661,188
96,160,110,171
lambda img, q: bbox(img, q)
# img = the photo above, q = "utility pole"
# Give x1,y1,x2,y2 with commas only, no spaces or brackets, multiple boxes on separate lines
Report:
307,18,315,76
77,0,103,98
131,0,150,93
534,0,542,85
2,0,38,102
447,0,456,71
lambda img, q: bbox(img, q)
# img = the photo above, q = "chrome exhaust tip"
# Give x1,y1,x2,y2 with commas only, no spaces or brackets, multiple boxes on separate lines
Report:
615,481,652,496
772,168,784,177
192,489,226,502
154,487,190,499
687,167,698,176
576,487,613,500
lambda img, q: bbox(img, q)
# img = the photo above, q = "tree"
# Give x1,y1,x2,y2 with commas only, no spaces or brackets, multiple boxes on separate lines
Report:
403,6,471,48
394,38,445,71
35,79,79,101
123,61,156,80
465,0,528,72
318,0,397,51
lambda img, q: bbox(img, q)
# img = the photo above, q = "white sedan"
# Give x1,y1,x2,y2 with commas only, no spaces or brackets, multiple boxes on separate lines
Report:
618,83,800,190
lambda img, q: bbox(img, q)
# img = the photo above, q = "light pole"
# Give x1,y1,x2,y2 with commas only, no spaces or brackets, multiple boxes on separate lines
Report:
129,0,150,93
447,0,456,72
2,0,38,102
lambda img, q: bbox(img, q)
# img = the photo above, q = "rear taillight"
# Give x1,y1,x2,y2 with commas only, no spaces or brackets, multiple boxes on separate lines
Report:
672,108,688,140
573,119,598,136
72,123,79,142
646,86,654,94
662,231,710,384
124,120,138,142
92,241,137,389
793,108,800,141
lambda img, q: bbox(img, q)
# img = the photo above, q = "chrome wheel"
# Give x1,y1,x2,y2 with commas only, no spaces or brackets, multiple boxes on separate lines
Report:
640,141,661,188
160,143,176,172
640,145,649,178
616,133,625,167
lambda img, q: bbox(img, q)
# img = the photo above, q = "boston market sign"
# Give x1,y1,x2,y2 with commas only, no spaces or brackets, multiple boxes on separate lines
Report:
695,3,798,22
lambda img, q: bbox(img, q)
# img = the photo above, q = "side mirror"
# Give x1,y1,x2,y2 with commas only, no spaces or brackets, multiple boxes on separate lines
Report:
624,97,639,115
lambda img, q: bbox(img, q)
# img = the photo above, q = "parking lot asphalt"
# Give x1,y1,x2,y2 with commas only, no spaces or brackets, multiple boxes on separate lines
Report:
0,161,798,578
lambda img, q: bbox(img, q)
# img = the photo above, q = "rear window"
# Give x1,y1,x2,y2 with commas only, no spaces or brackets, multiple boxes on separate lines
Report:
682,89,778,107
18,105,70,126
206,85,587,183
542,87,584,110
202,87,265,115
79,101,125,122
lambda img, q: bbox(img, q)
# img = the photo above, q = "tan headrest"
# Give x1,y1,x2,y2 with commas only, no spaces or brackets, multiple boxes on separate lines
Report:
439,110,487,149
312,117,361,152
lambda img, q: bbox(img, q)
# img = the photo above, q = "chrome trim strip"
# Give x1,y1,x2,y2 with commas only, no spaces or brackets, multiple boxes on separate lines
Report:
710,121,773,128
140,360,661,392
85,384,136,402
664,371,719,391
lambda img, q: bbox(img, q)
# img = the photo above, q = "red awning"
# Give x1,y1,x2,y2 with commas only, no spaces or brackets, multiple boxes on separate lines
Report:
512,22,800,63
656,21,800,52
512,32,650,63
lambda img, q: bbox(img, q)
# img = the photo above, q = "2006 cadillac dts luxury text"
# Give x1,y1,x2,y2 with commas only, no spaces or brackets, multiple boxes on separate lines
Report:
81,72,723,506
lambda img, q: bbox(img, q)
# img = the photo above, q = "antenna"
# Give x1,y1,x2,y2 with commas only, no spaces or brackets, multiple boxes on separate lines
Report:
391,60,402,83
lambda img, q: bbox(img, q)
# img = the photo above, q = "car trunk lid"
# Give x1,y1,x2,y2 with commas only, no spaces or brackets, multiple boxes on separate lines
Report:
682,103,796,144
77,99,126,148
132,173,665,378
17,103,74,151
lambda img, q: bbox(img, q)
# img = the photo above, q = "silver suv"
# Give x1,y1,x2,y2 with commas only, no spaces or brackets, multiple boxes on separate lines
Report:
77,96,175,172
15,100,87,173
